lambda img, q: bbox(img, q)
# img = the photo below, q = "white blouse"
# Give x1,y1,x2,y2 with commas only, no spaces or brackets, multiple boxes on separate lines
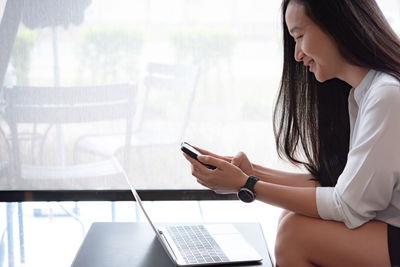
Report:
316,69,400,229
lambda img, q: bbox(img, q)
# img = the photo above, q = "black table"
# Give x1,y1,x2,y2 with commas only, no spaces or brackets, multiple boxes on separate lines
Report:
71,222,274,267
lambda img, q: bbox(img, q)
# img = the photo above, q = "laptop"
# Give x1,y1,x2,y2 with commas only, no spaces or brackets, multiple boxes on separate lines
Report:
123,169,264,266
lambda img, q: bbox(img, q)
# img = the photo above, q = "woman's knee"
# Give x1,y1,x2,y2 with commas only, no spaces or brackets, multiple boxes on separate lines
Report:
275,213,310,266
275,212,301,251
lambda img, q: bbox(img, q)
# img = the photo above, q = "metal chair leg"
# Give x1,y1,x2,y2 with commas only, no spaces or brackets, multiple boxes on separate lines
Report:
6,203,14,267
0,225,6,267
111,202,116,222
17,203,25,264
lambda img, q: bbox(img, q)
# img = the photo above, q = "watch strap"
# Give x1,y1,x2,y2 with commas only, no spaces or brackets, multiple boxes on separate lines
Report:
242,175,259,191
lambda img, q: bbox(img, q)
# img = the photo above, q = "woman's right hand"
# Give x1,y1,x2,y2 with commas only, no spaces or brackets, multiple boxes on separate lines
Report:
230,152,255,177
194,146,254,177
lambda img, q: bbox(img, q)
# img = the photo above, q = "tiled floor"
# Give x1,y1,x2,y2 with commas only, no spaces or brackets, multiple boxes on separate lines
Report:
0,201,281,267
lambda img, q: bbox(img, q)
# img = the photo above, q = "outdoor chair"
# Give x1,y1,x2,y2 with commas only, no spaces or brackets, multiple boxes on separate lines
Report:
73,63,200,182
3,84,137,189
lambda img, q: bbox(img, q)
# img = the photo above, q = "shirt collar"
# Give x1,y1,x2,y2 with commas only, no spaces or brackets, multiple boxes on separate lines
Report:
353,69,377,105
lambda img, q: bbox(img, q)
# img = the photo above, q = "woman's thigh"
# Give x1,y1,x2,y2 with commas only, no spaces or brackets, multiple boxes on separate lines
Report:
275,212,390,267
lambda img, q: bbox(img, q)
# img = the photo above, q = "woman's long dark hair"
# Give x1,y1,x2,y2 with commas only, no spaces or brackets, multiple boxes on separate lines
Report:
274,0,400,186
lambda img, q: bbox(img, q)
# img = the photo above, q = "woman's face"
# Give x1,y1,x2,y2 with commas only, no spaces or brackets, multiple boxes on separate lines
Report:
285,1,345,82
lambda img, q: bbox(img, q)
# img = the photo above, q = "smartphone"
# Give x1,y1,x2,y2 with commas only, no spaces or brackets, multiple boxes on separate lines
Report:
181,142,216,170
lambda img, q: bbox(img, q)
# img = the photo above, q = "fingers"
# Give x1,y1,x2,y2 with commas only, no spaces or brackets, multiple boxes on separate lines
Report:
220,155,233,162
192,146,214,156
197,154,228,169
231,151,245,167
186,155,213,189
182,153,205,170
183,152,233,191
183,153,215,181
193,146,232,162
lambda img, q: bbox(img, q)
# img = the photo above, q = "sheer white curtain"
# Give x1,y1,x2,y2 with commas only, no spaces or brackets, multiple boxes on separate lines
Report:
0,0,399,190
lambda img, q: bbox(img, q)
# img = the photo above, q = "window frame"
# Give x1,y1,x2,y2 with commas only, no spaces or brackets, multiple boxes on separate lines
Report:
0,189,238,201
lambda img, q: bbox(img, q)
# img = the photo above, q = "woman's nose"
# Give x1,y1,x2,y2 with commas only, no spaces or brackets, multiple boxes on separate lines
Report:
294,45,305,62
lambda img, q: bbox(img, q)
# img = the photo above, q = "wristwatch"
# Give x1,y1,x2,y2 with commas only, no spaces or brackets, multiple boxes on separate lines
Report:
237,176,259,203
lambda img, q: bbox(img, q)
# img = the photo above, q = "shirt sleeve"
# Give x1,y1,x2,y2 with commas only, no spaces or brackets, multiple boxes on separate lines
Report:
316,84,400,229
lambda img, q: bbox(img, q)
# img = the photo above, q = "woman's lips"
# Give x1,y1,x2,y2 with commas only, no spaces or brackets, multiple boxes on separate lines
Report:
305,59,315,72
309,61,314,72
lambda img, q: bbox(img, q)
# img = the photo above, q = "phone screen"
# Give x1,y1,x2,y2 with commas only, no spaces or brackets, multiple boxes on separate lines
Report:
181,142,202,159
181,142,216,169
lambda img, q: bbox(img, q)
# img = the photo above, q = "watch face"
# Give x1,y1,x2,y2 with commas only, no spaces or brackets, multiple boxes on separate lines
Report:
238,188,255,203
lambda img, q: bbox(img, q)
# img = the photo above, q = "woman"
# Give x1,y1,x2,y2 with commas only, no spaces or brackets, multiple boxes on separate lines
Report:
183,0,400,266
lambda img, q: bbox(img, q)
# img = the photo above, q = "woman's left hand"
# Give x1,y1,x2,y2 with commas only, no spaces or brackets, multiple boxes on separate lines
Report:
183,153,248,194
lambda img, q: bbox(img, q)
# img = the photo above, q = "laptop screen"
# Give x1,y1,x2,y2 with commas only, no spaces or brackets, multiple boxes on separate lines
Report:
118,159,163,237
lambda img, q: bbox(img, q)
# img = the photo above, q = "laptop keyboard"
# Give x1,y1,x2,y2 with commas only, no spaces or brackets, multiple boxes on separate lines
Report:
166,225,230,264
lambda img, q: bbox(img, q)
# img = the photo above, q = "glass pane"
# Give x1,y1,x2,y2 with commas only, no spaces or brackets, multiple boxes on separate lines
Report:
0,0,399,191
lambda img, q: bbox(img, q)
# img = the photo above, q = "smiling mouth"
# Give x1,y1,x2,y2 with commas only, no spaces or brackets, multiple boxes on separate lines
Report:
304,60,315,72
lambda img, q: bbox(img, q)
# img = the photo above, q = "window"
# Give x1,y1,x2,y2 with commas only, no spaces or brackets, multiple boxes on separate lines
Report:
0,0,286,193
0,0,399,194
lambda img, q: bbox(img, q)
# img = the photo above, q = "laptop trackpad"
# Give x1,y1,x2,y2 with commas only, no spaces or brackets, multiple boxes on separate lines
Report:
204,224,239,234
205,224,262,262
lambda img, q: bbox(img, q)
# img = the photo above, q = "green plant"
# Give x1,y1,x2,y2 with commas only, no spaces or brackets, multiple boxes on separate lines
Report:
11,27,37,85
76,26,144,84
